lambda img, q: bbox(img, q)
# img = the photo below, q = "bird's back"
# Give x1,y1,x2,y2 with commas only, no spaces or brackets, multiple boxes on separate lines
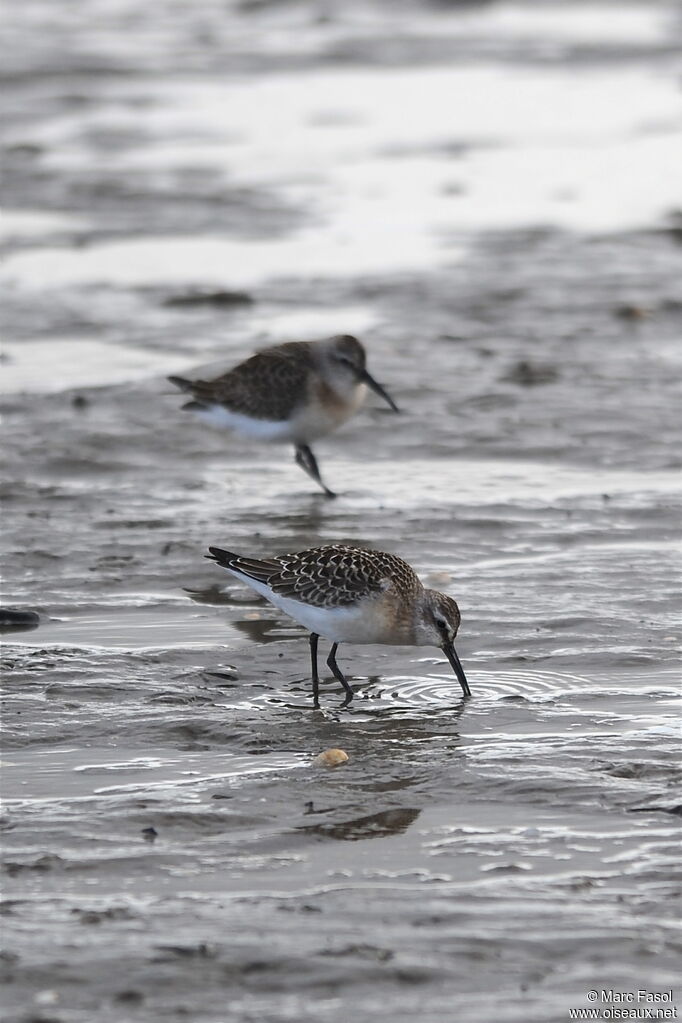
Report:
183,342,315,421
231,544,422,609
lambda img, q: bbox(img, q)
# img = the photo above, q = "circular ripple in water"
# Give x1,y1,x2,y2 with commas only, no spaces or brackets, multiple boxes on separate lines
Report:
372,668,593,708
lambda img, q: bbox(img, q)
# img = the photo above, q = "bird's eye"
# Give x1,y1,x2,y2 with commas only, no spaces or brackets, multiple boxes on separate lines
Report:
435,618,447,631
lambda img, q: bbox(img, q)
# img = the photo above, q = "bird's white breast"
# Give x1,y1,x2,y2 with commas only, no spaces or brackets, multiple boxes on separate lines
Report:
289,381,367,443
191,405,295,442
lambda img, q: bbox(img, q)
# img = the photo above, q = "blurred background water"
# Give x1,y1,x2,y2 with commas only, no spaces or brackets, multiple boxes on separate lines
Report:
1,2,681,1021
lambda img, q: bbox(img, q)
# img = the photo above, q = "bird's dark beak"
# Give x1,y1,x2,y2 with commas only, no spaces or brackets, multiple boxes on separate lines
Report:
442,642,471,697
355,367,400,413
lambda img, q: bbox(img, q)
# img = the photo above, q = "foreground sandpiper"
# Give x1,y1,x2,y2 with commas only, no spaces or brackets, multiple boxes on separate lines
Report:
169,335,399,497
206,544,470,708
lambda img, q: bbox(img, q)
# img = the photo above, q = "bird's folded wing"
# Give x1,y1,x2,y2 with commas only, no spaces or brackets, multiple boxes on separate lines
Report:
267,549,391,608
190,349,311,420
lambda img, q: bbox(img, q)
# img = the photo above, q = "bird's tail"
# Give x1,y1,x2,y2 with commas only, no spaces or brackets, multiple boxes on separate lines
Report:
206,547,240,570
206,547,281,585
168,375,194,393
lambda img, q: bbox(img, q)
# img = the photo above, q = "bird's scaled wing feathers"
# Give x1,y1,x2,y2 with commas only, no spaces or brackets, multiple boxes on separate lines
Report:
187,345,312,420
266,546,418,609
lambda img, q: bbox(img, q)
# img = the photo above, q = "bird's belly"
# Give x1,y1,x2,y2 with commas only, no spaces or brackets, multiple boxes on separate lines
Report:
271,594,405,645
192,405,294,442
224,569,412,646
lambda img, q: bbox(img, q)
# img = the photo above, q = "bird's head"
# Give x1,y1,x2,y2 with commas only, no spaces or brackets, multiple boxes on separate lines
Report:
415,589,470,697
319,335,399,412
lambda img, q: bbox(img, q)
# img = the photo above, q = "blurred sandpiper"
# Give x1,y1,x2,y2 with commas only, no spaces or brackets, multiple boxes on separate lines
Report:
206,543,470,708
169,335,398,497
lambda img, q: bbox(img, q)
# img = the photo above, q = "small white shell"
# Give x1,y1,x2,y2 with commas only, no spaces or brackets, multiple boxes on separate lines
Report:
313,748,349,768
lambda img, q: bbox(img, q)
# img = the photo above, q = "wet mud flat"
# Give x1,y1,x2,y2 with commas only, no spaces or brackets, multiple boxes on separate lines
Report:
2,1,682,1021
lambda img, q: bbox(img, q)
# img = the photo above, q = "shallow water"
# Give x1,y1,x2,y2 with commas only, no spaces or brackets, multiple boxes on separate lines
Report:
2,1,682,1021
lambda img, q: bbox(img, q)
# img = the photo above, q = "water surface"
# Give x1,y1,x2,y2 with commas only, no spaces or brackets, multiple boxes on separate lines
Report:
1,1,681,1021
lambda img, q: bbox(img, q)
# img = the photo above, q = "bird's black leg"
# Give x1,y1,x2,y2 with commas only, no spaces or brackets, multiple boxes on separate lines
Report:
294,444,336,499
326,642,354,707
309,633,320,709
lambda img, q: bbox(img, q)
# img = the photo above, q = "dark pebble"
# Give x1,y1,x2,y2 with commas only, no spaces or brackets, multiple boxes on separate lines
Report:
613,303,648,320
0,608,41,630
503,360,559,387
114,990,145,1005
628,803,682,816
163,289,254,308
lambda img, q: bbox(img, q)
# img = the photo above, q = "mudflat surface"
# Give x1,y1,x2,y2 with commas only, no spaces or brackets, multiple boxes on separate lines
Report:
1,2,681,1022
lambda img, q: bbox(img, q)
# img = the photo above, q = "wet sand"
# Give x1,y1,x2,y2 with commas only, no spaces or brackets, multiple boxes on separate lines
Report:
1,1,682,1021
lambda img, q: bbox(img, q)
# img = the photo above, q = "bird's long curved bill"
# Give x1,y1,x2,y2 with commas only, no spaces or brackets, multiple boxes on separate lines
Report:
443,643,471,697
356,367,400,412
